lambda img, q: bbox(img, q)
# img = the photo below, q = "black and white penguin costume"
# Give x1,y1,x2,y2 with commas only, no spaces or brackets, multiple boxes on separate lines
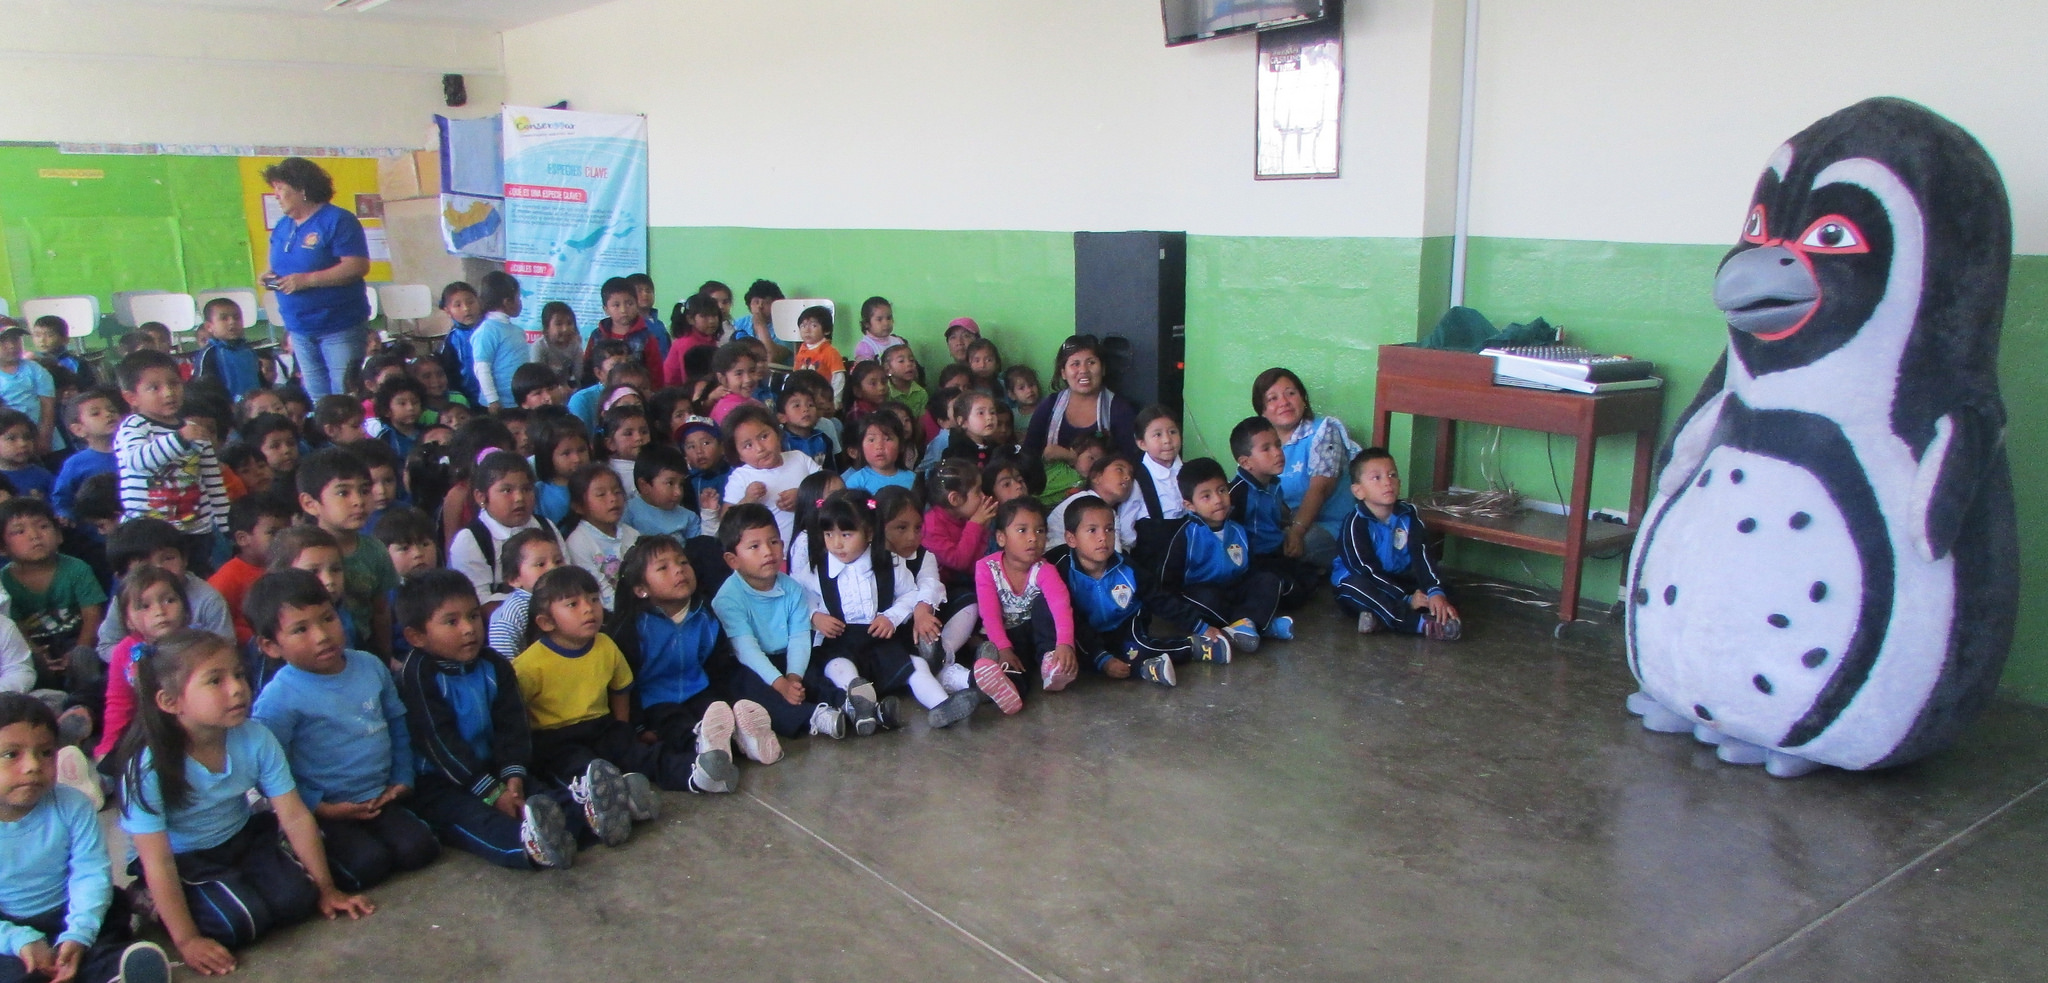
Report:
1625,98,2017,777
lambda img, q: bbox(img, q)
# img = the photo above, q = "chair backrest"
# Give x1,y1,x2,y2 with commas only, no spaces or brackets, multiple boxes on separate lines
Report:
261,289,285,330
21,296,101,338
0,298,9,318
111,290,172,329
127,293,199,334
194,289,260,331
377,284,434,322
363,283,382,321
769,298,835,345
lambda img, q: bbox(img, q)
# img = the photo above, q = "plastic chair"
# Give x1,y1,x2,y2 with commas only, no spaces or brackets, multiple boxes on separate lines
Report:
376,284,434,337
0,298,9,318
363,283,382,322
111,290,172,329
21,296,101,338
261,290,286,332
128,294,199,335
768,298,835,345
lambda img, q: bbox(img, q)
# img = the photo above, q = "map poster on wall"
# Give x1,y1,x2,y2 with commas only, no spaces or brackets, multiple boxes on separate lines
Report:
500,106,647,341
437,114,504,261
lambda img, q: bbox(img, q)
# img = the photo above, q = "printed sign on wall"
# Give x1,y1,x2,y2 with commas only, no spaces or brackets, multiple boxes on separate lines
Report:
499,106,648,342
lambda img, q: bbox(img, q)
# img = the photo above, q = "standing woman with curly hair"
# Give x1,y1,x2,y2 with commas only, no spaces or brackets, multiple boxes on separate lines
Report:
263,157,372,402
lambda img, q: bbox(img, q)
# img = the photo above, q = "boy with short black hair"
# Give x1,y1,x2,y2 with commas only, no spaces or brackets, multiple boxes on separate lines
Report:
394,568,608,870
239,412,302,491
95,517,235,661
1132,458,1291,659
0,409,54,502
210,494,296,644
486,529,564,661
710,503,843,739
51,389,121,523
218,442,273,499
192,297,261,396
623,445,700,541
27,314,94,388
0,498,104,694
373,506,439,581
578,277,664,392
248,569,438,890
348,439,406,532
512,363,560,410
1230,415,1319,609
0,327,57,455
1047,452,1138,550
114,350,229,573
1054,494,1227,687
296,447,398,660
1334,447,1461,640
775,386,831,468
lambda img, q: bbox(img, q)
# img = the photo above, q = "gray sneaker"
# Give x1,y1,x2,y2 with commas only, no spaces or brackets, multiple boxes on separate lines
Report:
520,795,575,870
842,676,882,737
623,771,661,822
809,703,847,739
927,689,979,728
570,759,632,846
689,749,737,794
117,941,172,983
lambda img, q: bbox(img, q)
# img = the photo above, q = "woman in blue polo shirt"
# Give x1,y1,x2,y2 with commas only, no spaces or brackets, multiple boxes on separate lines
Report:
263,157,371,401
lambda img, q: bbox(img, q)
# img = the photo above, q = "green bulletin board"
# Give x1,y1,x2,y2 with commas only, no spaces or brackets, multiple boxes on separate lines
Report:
0,146,254,324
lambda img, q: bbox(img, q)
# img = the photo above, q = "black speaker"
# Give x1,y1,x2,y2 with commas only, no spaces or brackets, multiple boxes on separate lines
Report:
442,74,467,107
1074,231,1186,413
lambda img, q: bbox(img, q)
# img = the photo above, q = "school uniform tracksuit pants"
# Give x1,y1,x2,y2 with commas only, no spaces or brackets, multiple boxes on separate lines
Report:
1250,553,1322,611
126,813,319,950
317,806,439,891
1177,572,1283,636
409,772,597,871
1077,615,1196,671
0,892,137,983
1334,568,1434,635
530,716,695,792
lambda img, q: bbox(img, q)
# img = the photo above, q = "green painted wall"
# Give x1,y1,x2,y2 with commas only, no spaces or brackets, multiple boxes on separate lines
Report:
0,147,252,319
648,225,2046,701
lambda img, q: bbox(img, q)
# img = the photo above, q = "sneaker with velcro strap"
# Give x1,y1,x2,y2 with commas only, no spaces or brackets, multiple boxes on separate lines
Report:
1190,633,1230,664
1138,655,1177,687
1223,618,1261,654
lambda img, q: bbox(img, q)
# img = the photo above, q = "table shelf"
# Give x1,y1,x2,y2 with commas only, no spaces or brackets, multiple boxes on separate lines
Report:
1417,506,1638,558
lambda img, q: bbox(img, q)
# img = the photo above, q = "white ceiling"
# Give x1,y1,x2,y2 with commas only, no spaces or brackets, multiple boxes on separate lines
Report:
135,0,614,30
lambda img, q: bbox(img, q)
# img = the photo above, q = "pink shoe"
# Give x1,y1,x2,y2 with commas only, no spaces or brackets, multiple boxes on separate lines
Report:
1039,652,1077,692
972,658,1023,715
731,700,783,764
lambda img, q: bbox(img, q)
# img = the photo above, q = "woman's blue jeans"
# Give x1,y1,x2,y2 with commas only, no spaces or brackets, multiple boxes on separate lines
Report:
290,323,369,401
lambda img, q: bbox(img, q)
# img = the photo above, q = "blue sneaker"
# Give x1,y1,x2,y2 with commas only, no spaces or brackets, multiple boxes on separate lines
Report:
1190,633,1231,664
1223,619,1261,654
1263,616,1295,640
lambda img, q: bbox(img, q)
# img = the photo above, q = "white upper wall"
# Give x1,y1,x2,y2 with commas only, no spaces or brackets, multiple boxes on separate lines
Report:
0,0,503,148
1469,0,2048,252
502,0,1442,238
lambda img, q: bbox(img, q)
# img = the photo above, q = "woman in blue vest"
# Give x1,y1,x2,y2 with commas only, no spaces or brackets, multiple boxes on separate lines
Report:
1252,367,1359,567
263,157,371,401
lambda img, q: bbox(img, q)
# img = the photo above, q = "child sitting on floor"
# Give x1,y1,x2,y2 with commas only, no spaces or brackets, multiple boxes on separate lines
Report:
606,537,780,793
118,629,375,976
560,464,640,611
1053,495,1227,688
487,529,564,659
1333,447,1462,640
449,450,561,606
248,570,438,891
710,504,846,740
790,491,922,737
969,497,1078,715
1133,459,1293,659
0,692,171,983
395,570,613,871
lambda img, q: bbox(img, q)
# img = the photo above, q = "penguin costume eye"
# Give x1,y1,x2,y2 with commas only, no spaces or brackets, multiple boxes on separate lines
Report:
1742,205,1769,243
1796,215,1868,254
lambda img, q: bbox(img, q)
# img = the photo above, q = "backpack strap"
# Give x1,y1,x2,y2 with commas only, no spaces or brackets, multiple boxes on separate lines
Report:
814,547,844,622
467,518,502,593
1135,462,1165,520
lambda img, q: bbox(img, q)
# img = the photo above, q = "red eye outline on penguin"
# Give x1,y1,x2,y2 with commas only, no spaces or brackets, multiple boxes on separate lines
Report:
1735,207,1871,340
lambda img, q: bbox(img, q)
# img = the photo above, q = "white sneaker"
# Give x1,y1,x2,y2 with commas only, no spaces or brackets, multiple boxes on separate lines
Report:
623,772,661,822
1357,611,1383,635
809,703,847,739
731,699,783,764
939,662,974,693
696,701,736,756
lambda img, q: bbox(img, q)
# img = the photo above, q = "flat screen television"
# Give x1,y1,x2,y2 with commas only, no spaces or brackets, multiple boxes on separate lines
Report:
1164,0,1330,46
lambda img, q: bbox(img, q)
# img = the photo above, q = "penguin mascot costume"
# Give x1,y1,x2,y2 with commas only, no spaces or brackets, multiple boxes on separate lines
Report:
1623,97,2017,778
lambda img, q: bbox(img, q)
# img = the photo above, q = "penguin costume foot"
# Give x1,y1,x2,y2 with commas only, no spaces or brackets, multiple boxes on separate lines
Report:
1626,691,1694,733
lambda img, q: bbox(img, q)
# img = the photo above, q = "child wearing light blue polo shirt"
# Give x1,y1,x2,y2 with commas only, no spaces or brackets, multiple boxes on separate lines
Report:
470,271,532,410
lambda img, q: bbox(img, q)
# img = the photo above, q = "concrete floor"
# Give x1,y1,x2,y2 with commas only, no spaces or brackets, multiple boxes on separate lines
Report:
166,590,2047,983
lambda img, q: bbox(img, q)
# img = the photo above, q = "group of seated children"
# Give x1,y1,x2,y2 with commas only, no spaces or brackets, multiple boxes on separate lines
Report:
1,268,1461,981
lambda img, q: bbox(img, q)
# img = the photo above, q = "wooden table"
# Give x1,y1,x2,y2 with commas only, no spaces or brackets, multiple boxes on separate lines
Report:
1370,344,1667,627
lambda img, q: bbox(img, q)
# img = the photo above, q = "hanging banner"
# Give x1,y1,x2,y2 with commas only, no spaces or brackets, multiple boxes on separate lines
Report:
500,105,647,341
437,114,504,260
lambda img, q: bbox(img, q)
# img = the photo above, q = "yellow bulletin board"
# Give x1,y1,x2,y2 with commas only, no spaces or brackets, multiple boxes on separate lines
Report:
236,156,392,286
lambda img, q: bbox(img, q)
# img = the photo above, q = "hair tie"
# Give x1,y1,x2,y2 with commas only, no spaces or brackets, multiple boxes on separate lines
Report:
132,641,155,664
815,498,826,508
866,498,877,510
476,448,499,465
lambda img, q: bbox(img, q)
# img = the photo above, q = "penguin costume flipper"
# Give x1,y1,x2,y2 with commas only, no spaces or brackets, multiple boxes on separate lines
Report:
1911,402,2005,563
1652,352,1730,498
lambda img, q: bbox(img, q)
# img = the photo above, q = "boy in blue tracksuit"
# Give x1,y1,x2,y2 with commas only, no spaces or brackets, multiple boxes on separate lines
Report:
1053,495,1226,687
1131,458,1292,658
191,299,261,397
1228,416,1318,610
1332,447,1461,640
393,570,619,871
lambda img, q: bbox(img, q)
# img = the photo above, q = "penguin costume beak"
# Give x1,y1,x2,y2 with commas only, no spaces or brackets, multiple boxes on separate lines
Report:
1714,245,1820,339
